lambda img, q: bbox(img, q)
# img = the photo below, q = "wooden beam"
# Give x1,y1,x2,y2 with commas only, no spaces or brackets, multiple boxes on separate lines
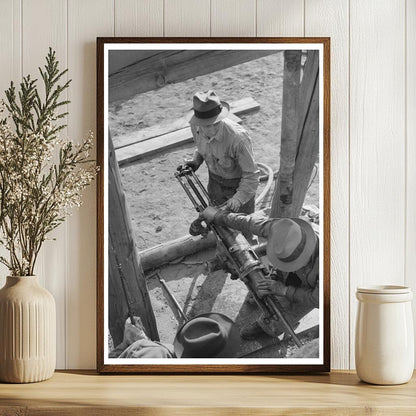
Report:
109,50,278,103
108,136,159,345
140,233,267,272
109,50,159,76
296,51,320,156
140,233,217,272
115,97,260,165
270,51,302,218
291,74,320,217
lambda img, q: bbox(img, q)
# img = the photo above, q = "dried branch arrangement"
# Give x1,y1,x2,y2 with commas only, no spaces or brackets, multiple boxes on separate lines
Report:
0,48,96,276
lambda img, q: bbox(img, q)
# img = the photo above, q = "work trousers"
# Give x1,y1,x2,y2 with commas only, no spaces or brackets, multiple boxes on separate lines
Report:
207,172,255,214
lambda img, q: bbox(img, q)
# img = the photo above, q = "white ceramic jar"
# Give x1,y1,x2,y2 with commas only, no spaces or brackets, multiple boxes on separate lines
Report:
355,285,414,385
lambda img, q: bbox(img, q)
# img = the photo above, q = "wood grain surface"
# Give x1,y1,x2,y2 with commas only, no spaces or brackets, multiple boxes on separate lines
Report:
304,0,350,371
349,0,406,368
67,0,114,371
21,0,68,369
0,370,415,415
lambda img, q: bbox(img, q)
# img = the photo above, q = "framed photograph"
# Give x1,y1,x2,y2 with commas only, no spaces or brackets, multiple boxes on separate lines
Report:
97,37,330,373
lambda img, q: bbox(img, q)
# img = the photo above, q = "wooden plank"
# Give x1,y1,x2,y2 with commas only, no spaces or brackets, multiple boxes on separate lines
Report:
66,0,114,369
257,0,304,36
305,0,350,370
109,50,277,103
22,0,67,369
229,96,262,116
406,0,416,367
116,98,260,164
114,113,241,150
113,97,258,150
116,125,198,164
270,51,302,218
114,0,163,37
0,0,21,288
108,137,159,344
211,0,256,37
349,0,406,369
1,371,416,413
164,0,210,37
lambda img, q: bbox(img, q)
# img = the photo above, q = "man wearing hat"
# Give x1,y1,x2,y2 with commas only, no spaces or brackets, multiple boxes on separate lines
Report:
200,207,319,340
181,90,259,214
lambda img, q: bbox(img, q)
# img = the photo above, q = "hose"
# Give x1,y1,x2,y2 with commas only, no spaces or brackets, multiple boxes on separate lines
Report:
256,162,275,205
255,161,318,207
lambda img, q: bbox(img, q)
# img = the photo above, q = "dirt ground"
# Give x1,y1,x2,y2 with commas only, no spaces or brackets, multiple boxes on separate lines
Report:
109,51,320,358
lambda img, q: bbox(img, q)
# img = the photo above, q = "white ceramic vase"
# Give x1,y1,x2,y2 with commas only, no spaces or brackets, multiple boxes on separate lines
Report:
355,285,414,385
0,276,56,383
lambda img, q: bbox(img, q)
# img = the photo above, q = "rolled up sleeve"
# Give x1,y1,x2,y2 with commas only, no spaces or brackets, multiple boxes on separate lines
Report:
285,284,319,309
215,212,275,239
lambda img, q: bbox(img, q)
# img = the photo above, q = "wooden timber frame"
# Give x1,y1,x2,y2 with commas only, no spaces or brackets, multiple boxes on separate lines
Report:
107,135,159,346
96,37,330,374
270,50,320,218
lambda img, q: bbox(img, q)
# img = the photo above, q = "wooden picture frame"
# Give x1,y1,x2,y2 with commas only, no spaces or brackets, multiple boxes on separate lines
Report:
97,37,330,373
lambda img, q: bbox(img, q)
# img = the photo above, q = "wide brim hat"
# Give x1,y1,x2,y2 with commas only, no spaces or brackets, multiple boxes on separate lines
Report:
173,312,239,358
187,90,230,126
266,218,317,272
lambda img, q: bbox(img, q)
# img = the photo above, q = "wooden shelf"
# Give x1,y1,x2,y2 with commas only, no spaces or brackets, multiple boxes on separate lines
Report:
0,370,415,415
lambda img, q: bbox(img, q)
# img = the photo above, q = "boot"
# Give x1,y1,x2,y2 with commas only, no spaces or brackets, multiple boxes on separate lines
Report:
240,320,268,340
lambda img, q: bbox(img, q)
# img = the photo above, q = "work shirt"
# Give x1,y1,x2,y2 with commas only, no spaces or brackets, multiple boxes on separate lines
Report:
190,118,259,205
214,211,319,308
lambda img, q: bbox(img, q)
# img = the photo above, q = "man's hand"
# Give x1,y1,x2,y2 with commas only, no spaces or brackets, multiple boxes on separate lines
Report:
226,197,242,212
122,316,148,346
177,159,200,172
257,279,288,298
189,218,208,236
200,206,219,223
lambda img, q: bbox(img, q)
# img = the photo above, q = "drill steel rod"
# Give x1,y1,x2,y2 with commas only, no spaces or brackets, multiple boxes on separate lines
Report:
234,260,302,347
265,297,302,347
175,173,201,210
185,174,208,209
191,170,211,202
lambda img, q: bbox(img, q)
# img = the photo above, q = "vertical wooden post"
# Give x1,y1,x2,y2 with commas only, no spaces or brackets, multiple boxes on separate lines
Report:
271,50,320,219
270,51,302,217
108,135,159,346
291,72,320,217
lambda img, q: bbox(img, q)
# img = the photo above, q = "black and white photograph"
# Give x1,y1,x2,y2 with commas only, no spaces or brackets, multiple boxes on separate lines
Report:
97,38,330,373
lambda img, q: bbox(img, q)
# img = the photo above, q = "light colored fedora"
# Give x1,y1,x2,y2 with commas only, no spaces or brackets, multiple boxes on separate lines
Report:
266,218,317,272
173,312,239,358
187,90,230,126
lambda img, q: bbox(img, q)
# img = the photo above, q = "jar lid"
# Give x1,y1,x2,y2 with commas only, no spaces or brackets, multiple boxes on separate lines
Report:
357,285,411,294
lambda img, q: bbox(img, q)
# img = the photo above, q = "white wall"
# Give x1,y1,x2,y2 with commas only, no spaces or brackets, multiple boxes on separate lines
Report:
0,0,414,370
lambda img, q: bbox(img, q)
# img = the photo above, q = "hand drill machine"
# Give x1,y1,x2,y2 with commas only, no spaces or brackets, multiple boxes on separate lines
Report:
175,166,302,347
